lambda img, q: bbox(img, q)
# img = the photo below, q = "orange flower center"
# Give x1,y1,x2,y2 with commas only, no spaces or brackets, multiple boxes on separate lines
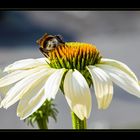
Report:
48,42,101,70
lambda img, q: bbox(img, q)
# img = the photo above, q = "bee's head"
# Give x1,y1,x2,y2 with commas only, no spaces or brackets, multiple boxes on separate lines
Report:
36,33,65,51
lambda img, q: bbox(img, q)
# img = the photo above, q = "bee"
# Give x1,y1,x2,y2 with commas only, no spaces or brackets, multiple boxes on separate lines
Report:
36,33,65,58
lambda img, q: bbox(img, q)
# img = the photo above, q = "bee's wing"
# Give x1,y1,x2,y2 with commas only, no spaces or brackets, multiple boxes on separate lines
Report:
55,35,65,44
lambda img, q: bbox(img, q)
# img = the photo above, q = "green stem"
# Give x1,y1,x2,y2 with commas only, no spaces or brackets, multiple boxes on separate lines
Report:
71,112,87,129
37,118,48,129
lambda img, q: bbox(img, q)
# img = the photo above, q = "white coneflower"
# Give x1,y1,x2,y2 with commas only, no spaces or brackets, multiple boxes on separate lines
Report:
0,33,140,129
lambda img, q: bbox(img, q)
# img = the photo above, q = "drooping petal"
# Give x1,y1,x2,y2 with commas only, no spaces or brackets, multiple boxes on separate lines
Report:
1,68,54,108
0,84,14,96
4,58,49,72
17,77,47,120
87,66,113,109
0,69,3,77
100,58,138,82
96,64,140,98
17,68,65,120
0,69,11,95
44,68,66,100
64,69,91,120
0,65,47,88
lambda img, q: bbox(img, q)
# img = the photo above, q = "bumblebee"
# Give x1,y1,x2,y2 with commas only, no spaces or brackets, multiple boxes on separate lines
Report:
36,33,65,57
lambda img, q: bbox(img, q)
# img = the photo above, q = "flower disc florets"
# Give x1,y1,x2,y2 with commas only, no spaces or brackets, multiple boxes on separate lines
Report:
48,42,102,71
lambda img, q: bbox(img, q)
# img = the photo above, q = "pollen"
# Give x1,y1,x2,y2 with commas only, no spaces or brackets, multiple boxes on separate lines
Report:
48,42,102,70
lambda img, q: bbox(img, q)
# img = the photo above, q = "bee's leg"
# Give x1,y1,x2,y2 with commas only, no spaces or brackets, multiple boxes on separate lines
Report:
39,47,49,58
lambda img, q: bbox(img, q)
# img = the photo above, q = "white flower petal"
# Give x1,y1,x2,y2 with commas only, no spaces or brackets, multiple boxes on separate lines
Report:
0,69,3,77
100,58,138,82
64,69,91,120
18,68,65,120
2,68,54,108
0,68,12,92
37,58,50,64
17,77,47,120
0,84,14,96
4,58,49,72
0,65,47,88
97,64,140,98
44,68,66,100
87,66,113,109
